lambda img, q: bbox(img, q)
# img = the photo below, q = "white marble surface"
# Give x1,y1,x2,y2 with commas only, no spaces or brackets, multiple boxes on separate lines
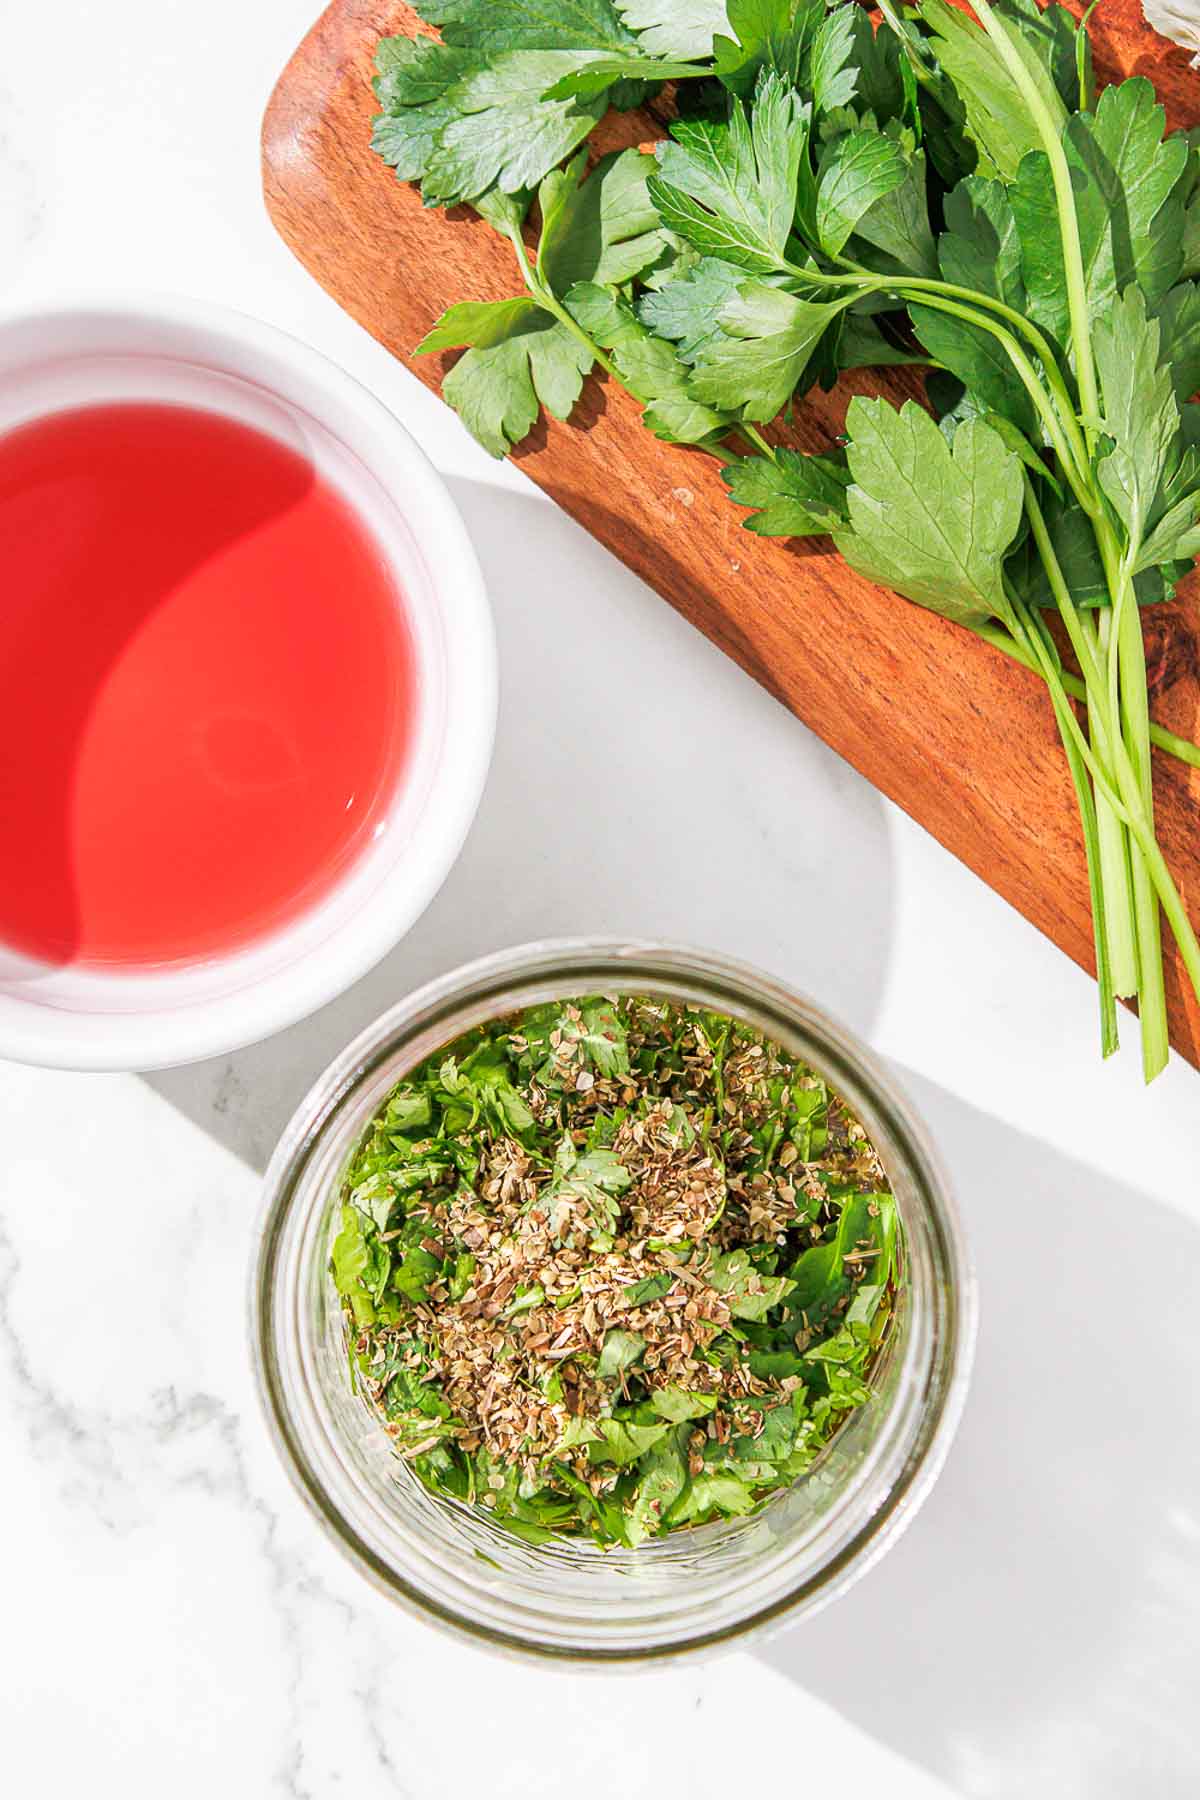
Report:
2,3,1200,1794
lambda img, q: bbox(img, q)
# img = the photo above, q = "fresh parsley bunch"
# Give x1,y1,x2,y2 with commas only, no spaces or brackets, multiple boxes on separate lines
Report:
374,0,1200,1079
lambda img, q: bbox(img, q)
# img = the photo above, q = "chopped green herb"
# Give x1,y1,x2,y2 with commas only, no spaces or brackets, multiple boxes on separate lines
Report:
333,995,901,1546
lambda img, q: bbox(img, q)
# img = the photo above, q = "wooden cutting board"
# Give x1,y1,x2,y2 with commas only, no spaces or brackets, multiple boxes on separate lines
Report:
263,0,1200,1068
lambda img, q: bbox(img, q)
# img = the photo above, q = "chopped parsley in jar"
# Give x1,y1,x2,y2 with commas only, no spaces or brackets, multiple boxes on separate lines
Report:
331,995,901,1547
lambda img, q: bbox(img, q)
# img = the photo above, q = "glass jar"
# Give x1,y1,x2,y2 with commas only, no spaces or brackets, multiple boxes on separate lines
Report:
253,941,975,1662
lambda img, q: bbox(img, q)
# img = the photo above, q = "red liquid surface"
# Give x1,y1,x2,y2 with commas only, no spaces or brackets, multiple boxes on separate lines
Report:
0,401,414,967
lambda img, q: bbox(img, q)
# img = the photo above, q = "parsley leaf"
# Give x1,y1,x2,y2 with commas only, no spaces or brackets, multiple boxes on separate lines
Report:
1093,284,1181,541
616,0,729,58
619,1270,675,1307
638,255,749,360
1136,496,1200,573
788,1189,888,1324
626,1429,688,1540
1011,78,1189,342
1180,134,1200,281
917,0,1068,181
521,993,634,1081
1157,281,1200,406
723,446,851,535
418,0,713,101
332,1204,377,1326
540,0,733,98
542,52,709,98
596,1327,647,1377
834,400,1025,625
687,282,855,420
808,4,860,114
910,298,1037,438
713,0,823,96
385,1087,434,1136
588,1417,671,1465
999,0,1087,110
937,174,1026,308
845,128,937,277
420,54,611,204
417,0,636,51
372,37,482,183
392,1245,442,1304
667,1471,756,1521
375,32,477,107
567,281,735,440
418,295,541,353
1068,80,1189,314
814,129,908,257
836,313,928,372
706,1247,795,1319
543,1136,633,1243
649,1385,718,1421
419,297,592,456
418,150,678,455
808,3,904,121
647,70,808,273
537,148,668,290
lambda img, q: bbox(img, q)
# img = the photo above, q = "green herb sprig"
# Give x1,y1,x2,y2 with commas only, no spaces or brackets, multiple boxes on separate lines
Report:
374,0,1200,1079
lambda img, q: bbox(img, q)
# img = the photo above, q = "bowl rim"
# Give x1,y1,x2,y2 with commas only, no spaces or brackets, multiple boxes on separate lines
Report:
0,290,497,1071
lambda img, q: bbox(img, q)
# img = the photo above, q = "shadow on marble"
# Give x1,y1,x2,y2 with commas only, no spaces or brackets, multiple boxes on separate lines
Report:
760,1070,1200,1800
146,476,895,1170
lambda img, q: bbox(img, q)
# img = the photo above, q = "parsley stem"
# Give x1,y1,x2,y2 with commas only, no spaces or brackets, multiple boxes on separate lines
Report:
1142,719,1200,768
1111,545,1170,1077
1020,569,1200,1055
896,288,1091,505
739,423,778,461
1022,477,1110,703
787,255,1093,504
1119,798,1200,1035
513,218,779,470
962,0,1178,1061
505,223,623,384
971,625,1200,768
1024,476,1140,997
1002,593,1181,938
910,283,1089,482
1086,498,1170,1067
968,0,1101,448
786,261,1088,473
985,597,1137,835
1077,0,1101,107
875,0,935,81
1088,663,1141,1000
996,598,1131,822
1006,588,1119,1052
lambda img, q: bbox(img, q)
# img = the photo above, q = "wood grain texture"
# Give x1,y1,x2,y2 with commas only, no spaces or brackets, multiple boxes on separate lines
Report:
262,0,1200,1067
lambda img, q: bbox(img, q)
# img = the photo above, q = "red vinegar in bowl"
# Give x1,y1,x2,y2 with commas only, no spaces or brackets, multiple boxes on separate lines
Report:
0,400,416,968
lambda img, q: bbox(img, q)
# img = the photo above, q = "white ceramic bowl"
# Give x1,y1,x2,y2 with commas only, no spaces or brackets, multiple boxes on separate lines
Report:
0,295,496,1071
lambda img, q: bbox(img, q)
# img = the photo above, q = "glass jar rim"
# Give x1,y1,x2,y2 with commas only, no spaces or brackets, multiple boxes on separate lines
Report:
252,938,976,1662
